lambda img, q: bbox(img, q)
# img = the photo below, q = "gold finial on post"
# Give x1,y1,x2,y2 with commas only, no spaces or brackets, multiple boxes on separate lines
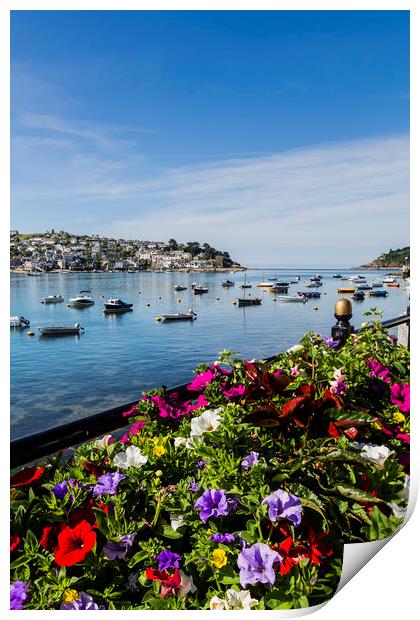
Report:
332,298,354,346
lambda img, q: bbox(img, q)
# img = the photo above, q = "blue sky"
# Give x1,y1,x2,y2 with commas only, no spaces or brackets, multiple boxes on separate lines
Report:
11,10,409,266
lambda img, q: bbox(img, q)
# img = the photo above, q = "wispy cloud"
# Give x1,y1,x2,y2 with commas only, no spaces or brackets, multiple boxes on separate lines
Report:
11,67,409,267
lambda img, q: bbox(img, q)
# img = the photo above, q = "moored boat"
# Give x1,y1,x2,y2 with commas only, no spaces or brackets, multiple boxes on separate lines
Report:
367,290,389,297
237,297,262,306
356,283,372,290
240,284,252,289
162,310,197,321
383,276,397,284
337,287,356,294
277,295,307,303
332,274,342,278
39,323,84,336
68,291,95,308
386,282,400,287
221,280,235,287
257,281,275,288
103,298,133,313
40,295,64,304
297,291,321,299
352,290,365,301
371,280,383,287
193,285,209,294
306,281,322,288
10,315,30,328
174,284,188,291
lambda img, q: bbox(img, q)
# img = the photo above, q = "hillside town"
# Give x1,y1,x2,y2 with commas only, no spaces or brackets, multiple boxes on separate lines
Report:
10,230,242,273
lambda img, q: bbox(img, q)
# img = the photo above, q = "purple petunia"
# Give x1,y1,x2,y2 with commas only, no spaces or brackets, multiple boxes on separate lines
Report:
241,451,260,470
194,489,231,523
60,592,105,610
262,489,302,527
197,459,206,470
323,336,340,349
103,534,136,560
10,581,29,610
93,472,125,497
188,479,200,492
53,478,76,501
156,548,182,571
237,543,281,587
209,532,235,544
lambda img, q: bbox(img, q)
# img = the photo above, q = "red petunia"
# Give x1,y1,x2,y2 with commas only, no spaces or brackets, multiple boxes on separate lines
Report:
54,520,96,567
306,528,333,565
273,536,309,575
10,466,44,488
10,535,21,552
40,522,67,552
145,568,181,599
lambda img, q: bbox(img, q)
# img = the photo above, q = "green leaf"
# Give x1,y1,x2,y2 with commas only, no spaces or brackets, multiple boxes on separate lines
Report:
336,485,381,503
160,524,184,539
360,506,402,541
10,554,32,569
325,408,376,423
287,483,327,520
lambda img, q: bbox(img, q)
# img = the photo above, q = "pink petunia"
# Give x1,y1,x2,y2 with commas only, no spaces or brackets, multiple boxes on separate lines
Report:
390,383,410,413
223,385,246,400
187,370,215,392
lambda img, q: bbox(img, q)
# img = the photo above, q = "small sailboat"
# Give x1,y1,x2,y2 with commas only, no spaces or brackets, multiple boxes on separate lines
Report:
39,323,84,336
40,295,64,304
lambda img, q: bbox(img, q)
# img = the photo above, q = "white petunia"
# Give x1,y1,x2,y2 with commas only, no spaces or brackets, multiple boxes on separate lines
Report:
209,596,228,610
287,344,304,353
360,443,394,468
93,434,113,449
226,589,258,610
174,437,187,449
190,409,222,437
113,445,148,470
169,513,185,531
397,475,410,500
177,570,197,599
186,435,204,451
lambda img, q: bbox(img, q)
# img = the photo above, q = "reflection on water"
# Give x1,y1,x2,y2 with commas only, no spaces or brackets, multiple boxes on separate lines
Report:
11,270,409,438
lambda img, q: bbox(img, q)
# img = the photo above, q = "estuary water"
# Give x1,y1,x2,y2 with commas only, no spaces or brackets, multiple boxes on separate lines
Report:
10,269,409,439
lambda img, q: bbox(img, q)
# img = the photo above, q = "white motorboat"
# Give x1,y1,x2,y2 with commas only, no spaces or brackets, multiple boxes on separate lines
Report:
277,295,307,303
10,315,30,328
162,310,197,321
38,323,84,335
193,285,209,294
371,280,383,287
383,276,396,284
306,281,322,288
349,275,366,282
41,295,64,304
257,281,275,288
68,290,95,308
174,284,188,291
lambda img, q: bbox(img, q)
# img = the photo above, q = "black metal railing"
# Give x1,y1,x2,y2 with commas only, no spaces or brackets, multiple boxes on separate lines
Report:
11,306,410,469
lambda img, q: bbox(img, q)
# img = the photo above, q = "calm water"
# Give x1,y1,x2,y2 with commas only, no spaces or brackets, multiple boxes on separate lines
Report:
10,269,409,439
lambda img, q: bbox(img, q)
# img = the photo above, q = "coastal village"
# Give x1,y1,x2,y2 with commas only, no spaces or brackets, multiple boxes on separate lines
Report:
10,230,242,273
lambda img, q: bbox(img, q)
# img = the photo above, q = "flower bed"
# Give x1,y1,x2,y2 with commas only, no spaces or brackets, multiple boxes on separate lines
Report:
10,316,410,610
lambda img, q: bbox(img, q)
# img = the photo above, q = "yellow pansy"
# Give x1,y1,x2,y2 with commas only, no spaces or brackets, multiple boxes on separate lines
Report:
62,590,79,603
211,548,227,569
153,444,166,457
372,421,382,430
393,411,405,423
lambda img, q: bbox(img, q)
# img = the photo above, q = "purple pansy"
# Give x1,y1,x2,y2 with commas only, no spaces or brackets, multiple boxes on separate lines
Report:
241,451,260,470
93,472,125,497
10,581,29,610
103,534,136,560
156,548,182,571
237,542,281,587
210,532,235,544
60,592,105,610
262,489,302,527
194,489,231,523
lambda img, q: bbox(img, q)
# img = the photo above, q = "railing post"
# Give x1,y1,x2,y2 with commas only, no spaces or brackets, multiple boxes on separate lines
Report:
331,298,354,346
397,305,410,348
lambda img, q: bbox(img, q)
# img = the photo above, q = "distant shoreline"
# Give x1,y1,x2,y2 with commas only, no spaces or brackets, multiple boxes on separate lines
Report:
10,267,246,275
